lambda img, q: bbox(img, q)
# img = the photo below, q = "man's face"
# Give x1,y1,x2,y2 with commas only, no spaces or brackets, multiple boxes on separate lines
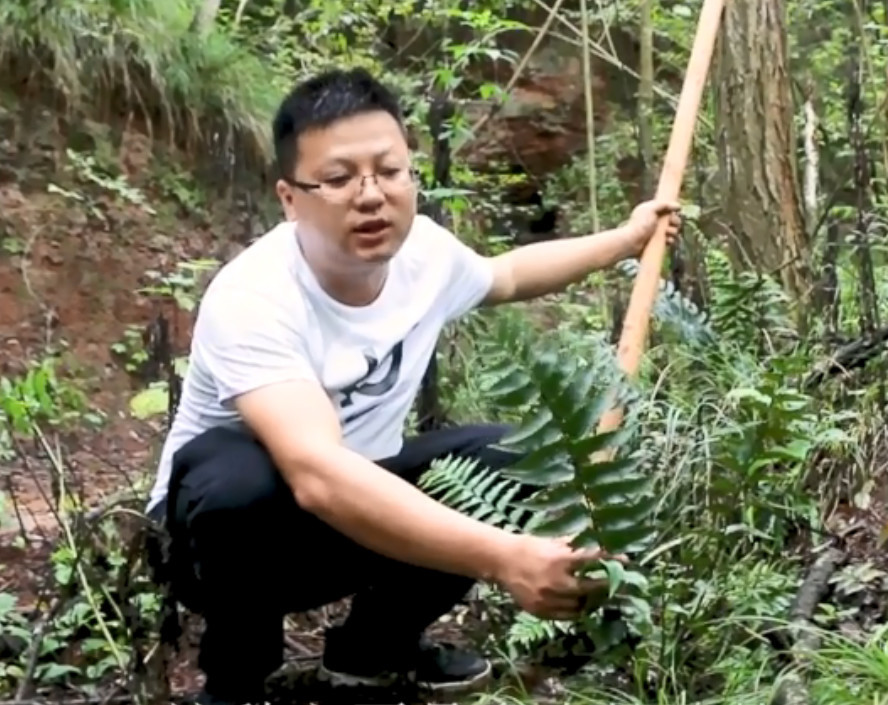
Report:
276,110,417,269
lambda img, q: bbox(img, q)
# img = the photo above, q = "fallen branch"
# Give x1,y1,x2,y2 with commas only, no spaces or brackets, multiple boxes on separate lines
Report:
804,324,888,390
770,546,846,705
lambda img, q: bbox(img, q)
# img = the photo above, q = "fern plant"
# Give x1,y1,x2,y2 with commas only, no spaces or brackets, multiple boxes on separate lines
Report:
419,455,530,531
422,311,660,658
615,257,715,348
705,249,794,350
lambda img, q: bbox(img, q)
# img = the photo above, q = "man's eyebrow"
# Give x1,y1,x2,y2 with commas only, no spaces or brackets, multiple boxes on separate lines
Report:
321,146,396,166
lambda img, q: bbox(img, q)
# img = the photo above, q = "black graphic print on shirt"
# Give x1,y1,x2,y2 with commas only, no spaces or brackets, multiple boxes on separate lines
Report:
337,341,404,423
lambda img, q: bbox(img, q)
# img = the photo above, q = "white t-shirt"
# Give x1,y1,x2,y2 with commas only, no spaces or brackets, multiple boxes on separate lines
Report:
146,214,494,512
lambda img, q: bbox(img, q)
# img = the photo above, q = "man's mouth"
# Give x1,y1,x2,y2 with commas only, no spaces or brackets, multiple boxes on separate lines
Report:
353,219,391,236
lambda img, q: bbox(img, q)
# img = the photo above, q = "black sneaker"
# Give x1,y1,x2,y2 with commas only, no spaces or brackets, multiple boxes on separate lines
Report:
318,627,491,693
414,636,492,693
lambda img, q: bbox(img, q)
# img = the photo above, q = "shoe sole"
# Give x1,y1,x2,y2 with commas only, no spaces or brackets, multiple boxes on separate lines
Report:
317,659,492,695
420,660,493,694
316,664,405,689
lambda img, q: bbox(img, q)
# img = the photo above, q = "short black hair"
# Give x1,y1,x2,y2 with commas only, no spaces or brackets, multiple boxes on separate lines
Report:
272,67,405,179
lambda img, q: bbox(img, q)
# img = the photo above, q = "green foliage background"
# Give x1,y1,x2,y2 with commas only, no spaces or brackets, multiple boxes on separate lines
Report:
1,0,888,703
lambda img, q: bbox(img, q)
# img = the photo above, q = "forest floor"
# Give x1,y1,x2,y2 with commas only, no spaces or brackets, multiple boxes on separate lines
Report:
0,94,520,703
4,92,888,705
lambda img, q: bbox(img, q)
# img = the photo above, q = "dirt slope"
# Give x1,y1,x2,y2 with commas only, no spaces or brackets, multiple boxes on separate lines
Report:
0,96,244,564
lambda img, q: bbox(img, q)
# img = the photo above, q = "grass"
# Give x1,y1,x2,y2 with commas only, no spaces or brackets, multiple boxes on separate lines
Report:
463,622,888,704
0,0,281,178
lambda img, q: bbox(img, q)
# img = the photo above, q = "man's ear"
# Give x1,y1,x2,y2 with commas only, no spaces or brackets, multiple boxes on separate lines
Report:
276,179,297,221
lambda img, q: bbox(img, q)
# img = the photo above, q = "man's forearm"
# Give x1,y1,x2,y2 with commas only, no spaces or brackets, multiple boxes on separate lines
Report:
284,445,516,581
491,224,636,302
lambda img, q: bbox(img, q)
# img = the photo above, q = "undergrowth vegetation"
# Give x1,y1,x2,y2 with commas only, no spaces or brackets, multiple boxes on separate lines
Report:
2,0,888,704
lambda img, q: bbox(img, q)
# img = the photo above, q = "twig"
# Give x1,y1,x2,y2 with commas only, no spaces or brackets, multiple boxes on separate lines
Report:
0,696,176,705
17,224,55,349
7,431,57,545
2,459,31,547
34,425,126,671
13,597,66,701
579,0,599,231
803,324,888,389
527,0,703,125
233,0,249,27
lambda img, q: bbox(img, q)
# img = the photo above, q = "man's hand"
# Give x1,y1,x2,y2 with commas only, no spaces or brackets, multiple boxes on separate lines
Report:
495,534,628,620
624,199,682,257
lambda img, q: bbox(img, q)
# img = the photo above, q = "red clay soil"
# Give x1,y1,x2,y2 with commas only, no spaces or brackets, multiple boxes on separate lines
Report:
0,106,489,701
4,84,888,702
0,112,230,697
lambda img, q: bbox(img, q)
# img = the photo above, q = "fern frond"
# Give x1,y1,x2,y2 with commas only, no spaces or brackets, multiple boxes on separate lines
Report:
506,612,575,651
418,455,531,532
705,249,794,347
477,317,658,586
615,258,715,347
444,311,659,657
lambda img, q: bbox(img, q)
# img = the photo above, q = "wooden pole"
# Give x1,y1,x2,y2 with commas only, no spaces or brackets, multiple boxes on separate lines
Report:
596,0,726,437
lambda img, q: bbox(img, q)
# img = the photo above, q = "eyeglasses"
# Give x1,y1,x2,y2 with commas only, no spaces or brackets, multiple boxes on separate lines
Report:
285,166,419,205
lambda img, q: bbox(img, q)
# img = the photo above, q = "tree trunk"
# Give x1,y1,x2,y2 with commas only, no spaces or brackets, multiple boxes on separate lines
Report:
190,0,221,35
714,0,811,317
415,93,454,433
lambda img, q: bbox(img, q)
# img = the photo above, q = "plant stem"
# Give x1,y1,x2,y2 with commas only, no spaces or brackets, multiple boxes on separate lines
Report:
34,425,126,671
580,0,599,232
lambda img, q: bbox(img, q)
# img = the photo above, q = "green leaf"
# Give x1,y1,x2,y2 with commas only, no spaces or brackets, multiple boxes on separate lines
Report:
486,367,538,406
620,569,649,592
531,345,562,389
507,437,566,470
533,503,591,537
572,428,631,460
600,558,625,598
500,407,563,451
594,500,656,531
504,440,576,486
36,663,80,680
589,476,653,504
129,385,168,419
770,439,812,462
562,382,617,437
0,592,17,616
595,525,658,554
558,362,598,413
521,484,584,512
504,456,574,486
577,456,644,487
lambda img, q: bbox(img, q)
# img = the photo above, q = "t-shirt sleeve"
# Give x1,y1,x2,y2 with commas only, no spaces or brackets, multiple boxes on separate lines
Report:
191,287,319,407
437,223,495,322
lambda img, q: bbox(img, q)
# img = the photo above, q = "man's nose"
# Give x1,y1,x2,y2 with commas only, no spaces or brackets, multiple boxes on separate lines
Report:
355,175,385,204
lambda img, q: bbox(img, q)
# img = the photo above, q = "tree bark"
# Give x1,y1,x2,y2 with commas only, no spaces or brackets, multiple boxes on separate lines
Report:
190,0,221,35
714,0,811,317
416,93,454,432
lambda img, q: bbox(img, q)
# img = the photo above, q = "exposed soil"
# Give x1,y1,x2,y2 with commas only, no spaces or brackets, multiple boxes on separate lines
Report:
0,97,235,698
3,80,888,704
0,95,507,702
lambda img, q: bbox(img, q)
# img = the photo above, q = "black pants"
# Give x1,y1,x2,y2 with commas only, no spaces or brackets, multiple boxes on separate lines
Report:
149,423,519,700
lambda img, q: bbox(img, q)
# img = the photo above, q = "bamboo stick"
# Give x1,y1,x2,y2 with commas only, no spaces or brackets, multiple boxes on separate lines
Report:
596,0,726,436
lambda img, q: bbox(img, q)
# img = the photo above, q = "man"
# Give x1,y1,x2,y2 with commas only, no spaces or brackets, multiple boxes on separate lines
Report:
145,67,680,705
